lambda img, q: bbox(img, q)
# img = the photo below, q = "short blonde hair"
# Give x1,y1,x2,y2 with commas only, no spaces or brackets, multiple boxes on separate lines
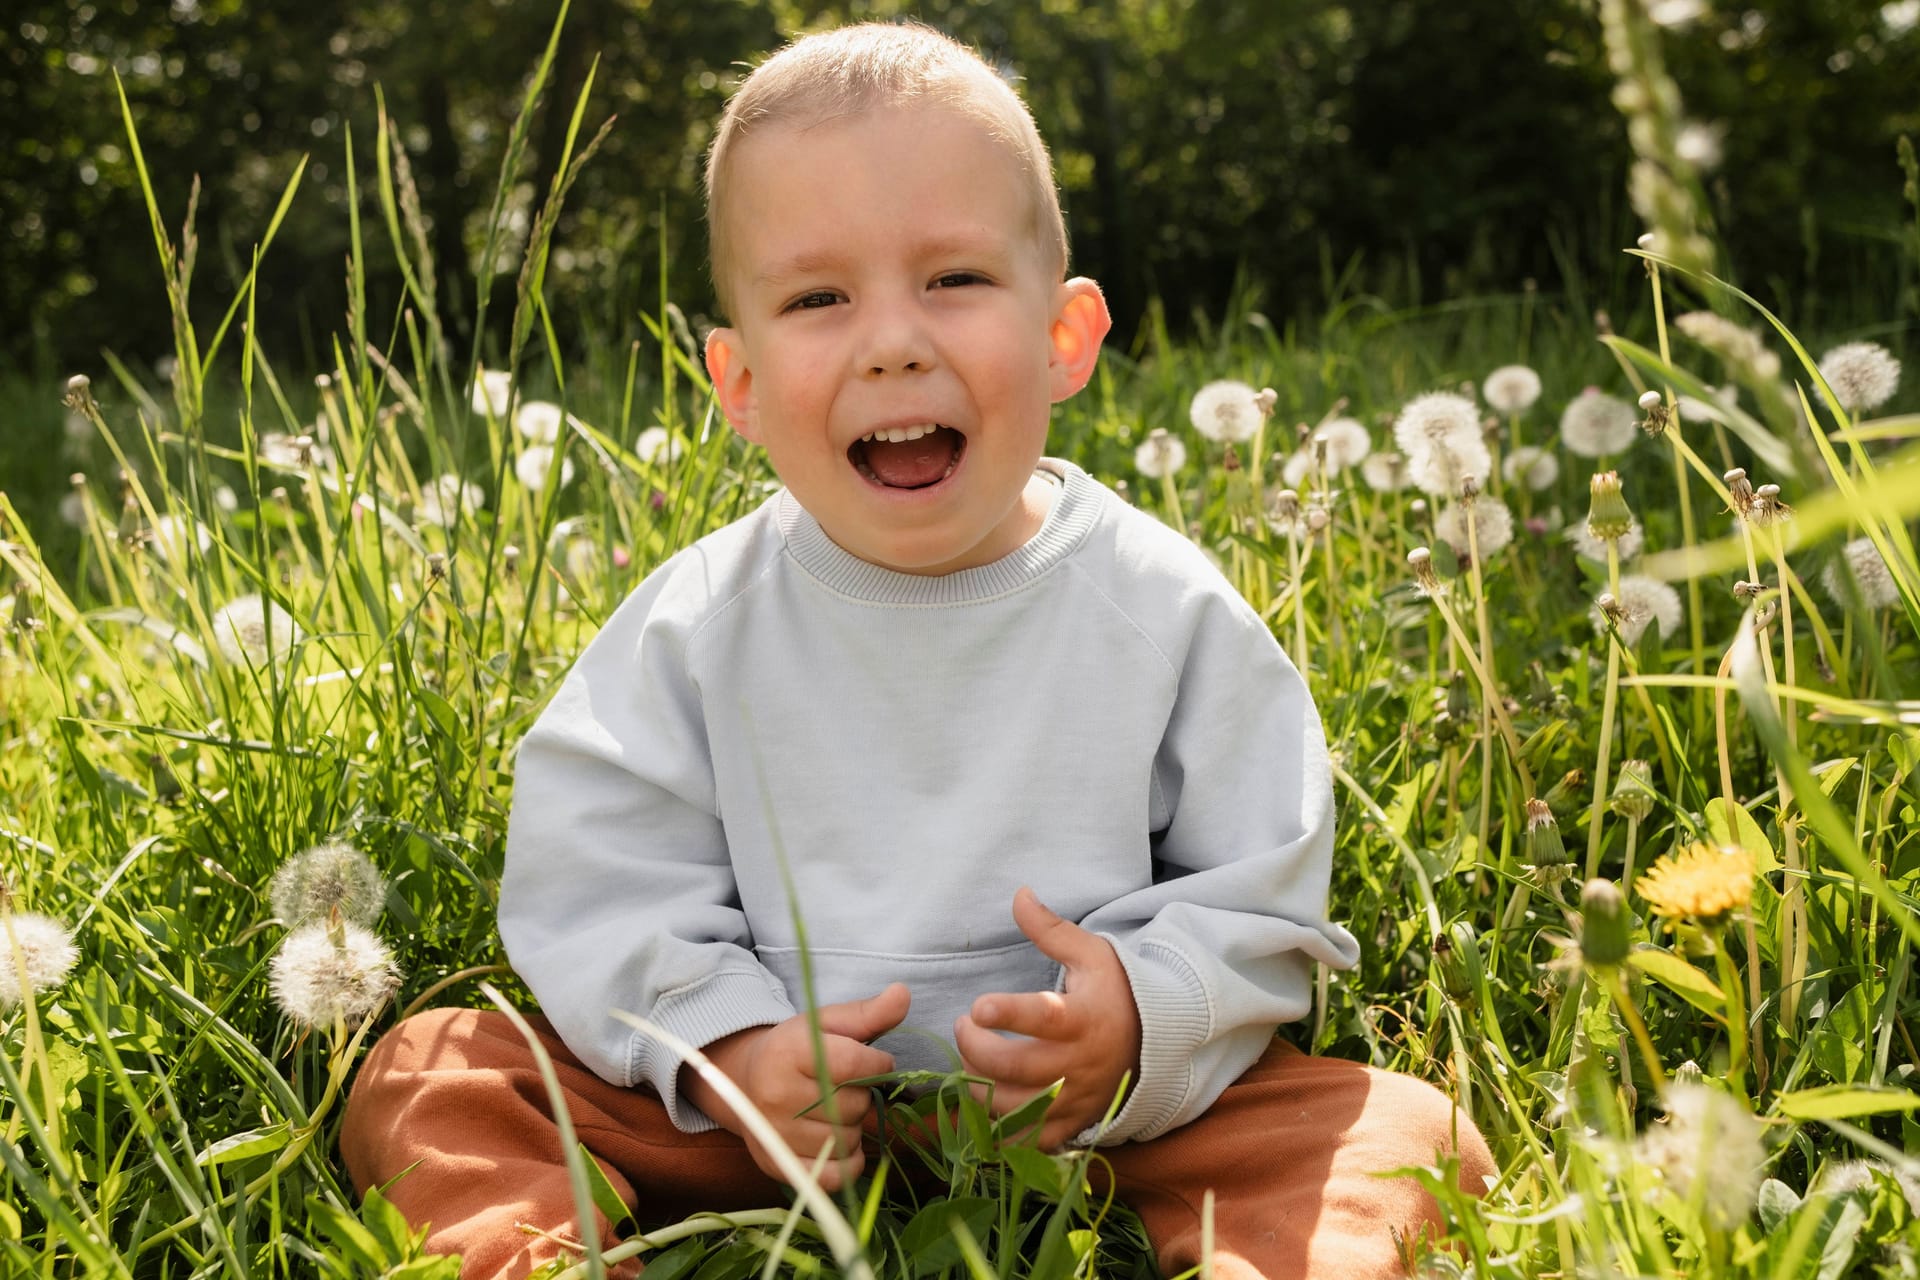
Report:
704,22,1070,317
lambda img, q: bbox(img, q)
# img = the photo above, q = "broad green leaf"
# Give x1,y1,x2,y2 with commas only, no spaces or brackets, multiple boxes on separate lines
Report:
1626,948,1726,1017
1706,797,1778,874
1000,1143,1066,1198
578,1142,634,1233
1774,1086,1920,1120
196,1124,291,1167
899,1197,995,1278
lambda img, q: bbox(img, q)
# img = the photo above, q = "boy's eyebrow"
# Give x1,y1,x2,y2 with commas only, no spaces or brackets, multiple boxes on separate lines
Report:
752,234,1016,289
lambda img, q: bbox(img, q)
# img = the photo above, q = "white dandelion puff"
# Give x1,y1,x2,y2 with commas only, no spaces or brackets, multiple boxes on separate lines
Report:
210,593,302,666
1502,445,1560,492
1886,1,1920,36
416,474,486,528
1434,496,1516,562
1405,435,1493,498
270,841,388,927
635,427,684,467
1820,537,1901,609
1590,574,1683,647
1559,389,1639,458
1636,1084,1766,1231
1568,518,1645,563
257,432,336,471
514,400,566,444
514,445,575,491
1280,450,1315,488
1360,450,1409,493
0,913,80,1008
1188,380,1263,443
1134,429,1187,479
1394,391,1483,459
146,514,212,564
1483,365,1543,415
1817,342,1901,414
471,367,513,417
1313,417,1373,470
269,920,400,1029
59,491,88,528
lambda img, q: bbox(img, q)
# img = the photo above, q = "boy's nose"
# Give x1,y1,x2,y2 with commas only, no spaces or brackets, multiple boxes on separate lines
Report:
858,301,936,377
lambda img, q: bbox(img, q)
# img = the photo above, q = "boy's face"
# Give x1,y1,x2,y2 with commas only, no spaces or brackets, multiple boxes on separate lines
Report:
704,105,1109,576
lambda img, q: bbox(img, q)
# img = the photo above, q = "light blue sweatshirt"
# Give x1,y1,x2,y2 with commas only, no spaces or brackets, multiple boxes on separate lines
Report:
499,459,1360,1144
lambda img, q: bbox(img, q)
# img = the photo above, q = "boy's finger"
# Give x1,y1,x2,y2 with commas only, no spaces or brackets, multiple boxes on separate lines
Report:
813,982,911,1043
970,989,1076,1040
809,1035,894,1084
1010,887,1104,969
954,1014,1068,1085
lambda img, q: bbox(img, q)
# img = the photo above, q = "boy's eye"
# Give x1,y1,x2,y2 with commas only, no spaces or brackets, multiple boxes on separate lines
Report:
786,291,841,312
933,271,987,289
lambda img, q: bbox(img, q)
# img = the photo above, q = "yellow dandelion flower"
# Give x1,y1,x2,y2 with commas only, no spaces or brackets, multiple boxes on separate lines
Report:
1637,843,1755,924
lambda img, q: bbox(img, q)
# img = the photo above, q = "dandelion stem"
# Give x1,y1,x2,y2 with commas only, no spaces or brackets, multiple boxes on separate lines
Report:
1585,543,1624,880
1428,589,1533,797
1602,967,1667,1095
1648,261,1709,725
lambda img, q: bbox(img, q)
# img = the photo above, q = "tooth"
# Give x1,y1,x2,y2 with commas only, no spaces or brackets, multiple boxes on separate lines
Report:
861,433,875,443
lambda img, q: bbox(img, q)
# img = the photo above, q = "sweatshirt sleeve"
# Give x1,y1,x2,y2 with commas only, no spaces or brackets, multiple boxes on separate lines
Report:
1073,586,1360,1146
497,553,795,1132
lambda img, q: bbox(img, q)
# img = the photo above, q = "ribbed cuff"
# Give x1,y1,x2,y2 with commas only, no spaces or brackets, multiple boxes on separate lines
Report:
1073,938,1212,1146
628,968,797,1133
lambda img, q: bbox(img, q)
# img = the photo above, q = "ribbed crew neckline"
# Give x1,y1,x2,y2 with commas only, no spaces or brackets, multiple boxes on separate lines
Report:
774,459,1101,605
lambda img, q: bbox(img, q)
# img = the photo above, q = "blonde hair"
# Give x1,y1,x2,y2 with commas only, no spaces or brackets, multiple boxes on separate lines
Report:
704,22,1069,316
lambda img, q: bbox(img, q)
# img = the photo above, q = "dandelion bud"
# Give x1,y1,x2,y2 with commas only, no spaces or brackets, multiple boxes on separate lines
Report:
1408,547,1442,596
1446,670,1472,723
1578,879,1632,968
426,551,447,583
315,372,332,390
269,919,400,1029
1433,920,1485,1001
1586,471,1634,542
1672,1060,1704,1086
1723,468,1755,519
1610,759,1657,822
1253,387,1279,418
1594,309,1613,336
0,912,81,1008
1524,798,1574,886
270,840,387,927
1543,768,1587,819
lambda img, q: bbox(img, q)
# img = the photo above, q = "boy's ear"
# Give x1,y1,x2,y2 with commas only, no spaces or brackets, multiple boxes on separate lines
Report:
1047,278,1112,403
703,327,761,443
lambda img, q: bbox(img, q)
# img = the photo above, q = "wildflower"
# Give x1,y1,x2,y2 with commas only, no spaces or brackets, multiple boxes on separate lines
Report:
1406,436,1492,499
1559,389,1638,458
1393,391,1482,461
269,919,400,1029
1820,536,1901,609
636,426,684,467
1816,341,1901,414
1637,842,1754,925
514,399,566,444
514,445,575,491
1610,759,1657,822
471,367,513,417
1134,429,1187,479
1188,380,1263,443
210,593,302,666
1637,1083,1766,1231
1578,879,1631,969
1674,312,1782,382
0,912,80,1008
416,474,486,529
1360,449,1409,493
270,841,388,927
1524,797,1574,887
1590,575,1683,647
1502,444,1557,491
146,514,212,565
1434,495,1515,562
1482,365,1543,416
1313,417,1373,470
1586,471,1634,543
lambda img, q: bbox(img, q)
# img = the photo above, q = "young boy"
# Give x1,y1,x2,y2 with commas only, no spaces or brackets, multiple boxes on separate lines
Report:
341,22,1493,1280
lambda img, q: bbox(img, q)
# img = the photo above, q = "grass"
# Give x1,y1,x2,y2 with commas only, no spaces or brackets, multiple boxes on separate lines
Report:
5,9,1920,1279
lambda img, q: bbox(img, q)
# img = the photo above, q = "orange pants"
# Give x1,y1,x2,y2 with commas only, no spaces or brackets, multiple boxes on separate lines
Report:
340,1008,1494,1280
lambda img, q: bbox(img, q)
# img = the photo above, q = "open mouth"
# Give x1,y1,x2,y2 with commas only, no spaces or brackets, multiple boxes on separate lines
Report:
847,424,967,490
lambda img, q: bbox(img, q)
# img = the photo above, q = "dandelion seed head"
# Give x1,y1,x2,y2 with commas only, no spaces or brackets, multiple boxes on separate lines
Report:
1188,380,1263,443
1820,536,1900,609
471,368,513,418
1280,450,1314,489
514,400,566,444
1637,842,1754,924
1817,341,1901,413
1404,435,1493,498
636,427,683,467
515,445,575,491
1502,445,1560,492
1133,428,1187,479
270,841,387,927
1568,518,1645,563
1589,575,1682,647
0,913,80,1008
1434,496,1515,562
269,920,400,1029
1314,417,1373,470
211,593,302,666
1394,392,1483,459
1637,1084,1766,1230
1482,365,1543,416
416,474,486,529
146,514,211,565
258,432,336,471
1559,389,1639,458
1360,450,1409,493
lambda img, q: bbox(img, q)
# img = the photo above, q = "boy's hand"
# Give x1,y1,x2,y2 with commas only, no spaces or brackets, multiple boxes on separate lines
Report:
954,888,1142,1151
683,982,909,1191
